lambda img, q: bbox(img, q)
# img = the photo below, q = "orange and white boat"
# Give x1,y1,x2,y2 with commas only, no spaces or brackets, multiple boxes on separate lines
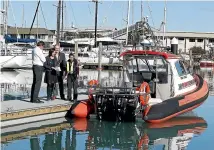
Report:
67,50,209,123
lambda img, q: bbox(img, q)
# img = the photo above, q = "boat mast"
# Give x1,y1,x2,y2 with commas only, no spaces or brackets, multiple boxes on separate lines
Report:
163,0,167,46
93,0,98,48
125,0,131,45
37,0,39,40
22,4,24,28
56,0,61,45
61,0,64,40
141,0,143,21
2,0,8,53
29,0,40,35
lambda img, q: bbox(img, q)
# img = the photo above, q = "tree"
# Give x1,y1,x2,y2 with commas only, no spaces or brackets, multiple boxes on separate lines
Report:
189,46,205,55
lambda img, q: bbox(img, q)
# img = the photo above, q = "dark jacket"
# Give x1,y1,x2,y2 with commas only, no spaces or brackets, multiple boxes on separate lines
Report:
44,56,58,84
55,52,66,73
66,58,79,77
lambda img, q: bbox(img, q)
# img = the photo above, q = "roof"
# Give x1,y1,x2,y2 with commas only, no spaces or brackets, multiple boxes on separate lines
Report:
113,31,214,40
120,50,180,59
1,26,54,35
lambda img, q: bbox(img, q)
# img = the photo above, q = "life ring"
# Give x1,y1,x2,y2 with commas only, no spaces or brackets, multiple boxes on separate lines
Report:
139,82,150,106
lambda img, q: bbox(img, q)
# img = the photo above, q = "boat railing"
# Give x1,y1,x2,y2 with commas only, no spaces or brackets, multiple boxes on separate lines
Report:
1,47,28,56
87,86,149,97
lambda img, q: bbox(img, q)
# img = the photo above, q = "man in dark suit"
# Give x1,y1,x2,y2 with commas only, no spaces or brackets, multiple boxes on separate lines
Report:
54,44,67,100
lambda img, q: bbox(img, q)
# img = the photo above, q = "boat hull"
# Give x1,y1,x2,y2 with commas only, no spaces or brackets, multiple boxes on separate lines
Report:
143,74,209,123
0,55,27,69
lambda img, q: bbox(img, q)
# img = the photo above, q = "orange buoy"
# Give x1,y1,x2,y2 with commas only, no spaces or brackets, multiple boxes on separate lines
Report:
69,100,94,118
139,82,150,106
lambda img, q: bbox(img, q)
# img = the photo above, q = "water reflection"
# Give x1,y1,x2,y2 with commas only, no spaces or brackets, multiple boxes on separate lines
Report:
194,67,214,95
1,115,207,150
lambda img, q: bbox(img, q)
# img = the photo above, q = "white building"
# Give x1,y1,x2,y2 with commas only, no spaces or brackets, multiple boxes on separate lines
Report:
113,31,214,53
156,31,214,53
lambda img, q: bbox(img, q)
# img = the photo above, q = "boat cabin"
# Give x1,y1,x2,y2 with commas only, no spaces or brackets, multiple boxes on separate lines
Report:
120,50,197,101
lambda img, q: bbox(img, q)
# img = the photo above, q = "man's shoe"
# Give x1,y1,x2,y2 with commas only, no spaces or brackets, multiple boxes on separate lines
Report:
36,99,44,103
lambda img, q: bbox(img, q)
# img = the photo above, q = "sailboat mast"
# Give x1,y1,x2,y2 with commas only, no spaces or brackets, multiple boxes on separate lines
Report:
22,4,24,28
37,0,39,40
56,0,61,45
141,0,143,21
61,0,64,40
94,0,98,48
163,0,167,45
29,0,40,35
125,0,131,45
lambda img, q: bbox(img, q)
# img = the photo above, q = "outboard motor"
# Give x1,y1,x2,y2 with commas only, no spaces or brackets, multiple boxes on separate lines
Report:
95,93,138,122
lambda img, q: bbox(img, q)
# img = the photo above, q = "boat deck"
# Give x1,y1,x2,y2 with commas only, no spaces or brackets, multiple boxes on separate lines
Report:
1,95,88,127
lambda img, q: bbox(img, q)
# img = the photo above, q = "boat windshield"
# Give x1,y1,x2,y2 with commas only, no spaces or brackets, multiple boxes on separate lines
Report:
124,55,169,88
125,56,167,74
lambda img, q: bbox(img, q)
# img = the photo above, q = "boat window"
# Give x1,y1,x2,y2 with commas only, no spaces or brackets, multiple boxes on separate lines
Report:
83,53,89,57
175,60,187,76
78,53,83,57
127,59,137,73
137,58,150,71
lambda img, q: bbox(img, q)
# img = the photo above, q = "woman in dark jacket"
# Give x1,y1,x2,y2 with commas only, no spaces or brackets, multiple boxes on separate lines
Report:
44,48,58,101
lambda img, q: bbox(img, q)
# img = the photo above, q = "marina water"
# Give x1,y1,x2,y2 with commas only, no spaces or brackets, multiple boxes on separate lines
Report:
1,68,213,150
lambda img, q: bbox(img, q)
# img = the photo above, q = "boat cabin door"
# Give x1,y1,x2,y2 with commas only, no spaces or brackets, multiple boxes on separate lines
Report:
154,59,173,100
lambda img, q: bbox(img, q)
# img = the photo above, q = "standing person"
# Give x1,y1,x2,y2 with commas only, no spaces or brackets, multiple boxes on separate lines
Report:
43,48,58,101
54,44,67,100
65,53,79,101
30,41,46,103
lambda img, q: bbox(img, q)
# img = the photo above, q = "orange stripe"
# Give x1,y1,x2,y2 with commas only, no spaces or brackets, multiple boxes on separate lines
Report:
148,117,206,128
146,101,205,123
179,80,208,106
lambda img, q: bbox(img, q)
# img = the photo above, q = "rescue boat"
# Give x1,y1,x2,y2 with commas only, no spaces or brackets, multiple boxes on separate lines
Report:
67,50,209,123
71,115,207,149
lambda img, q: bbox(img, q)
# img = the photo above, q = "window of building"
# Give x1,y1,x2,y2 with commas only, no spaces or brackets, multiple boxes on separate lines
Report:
189,39,195,42
197,39,203,42
175,60,187,77
178,38,184,41
209,38,214,43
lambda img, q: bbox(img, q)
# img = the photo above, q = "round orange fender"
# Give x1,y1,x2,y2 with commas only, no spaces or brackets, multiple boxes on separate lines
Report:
88,79,99,101
139,82,150,106
88,79,99,86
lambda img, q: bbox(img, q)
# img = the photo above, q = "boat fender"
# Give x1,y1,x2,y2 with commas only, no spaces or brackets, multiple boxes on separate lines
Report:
88,79,99,102
139,82,150,106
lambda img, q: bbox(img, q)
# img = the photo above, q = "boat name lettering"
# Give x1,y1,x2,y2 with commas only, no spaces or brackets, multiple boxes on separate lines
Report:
178,79,195,90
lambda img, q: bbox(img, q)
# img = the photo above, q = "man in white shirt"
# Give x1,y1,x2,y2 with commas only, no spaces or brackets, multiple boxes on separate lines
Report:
30,41,46,103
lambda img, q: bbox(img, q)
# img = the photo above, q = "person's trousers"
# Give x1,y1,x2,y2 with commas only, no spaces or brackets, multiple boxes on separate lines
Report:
31,65,43,102
67,74,78,100
57,73,65,99
47,83,56,100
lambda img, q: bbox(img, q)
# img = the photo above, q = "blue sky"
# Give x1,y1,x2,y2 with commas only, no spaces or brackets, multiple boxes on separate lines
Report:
6,0,214,32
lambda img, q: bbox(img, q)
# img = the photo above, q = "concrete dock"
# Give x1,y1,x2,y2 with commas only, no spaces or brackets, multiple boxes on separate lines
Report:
1,95,88,127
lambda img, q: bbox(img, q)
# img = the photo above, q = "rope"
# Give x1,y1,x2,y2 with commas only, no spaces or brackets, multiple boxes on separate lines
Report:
69,1,77,26
99,1,114,27
146,0,155,27
9,1,19,41
40,3,47,29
